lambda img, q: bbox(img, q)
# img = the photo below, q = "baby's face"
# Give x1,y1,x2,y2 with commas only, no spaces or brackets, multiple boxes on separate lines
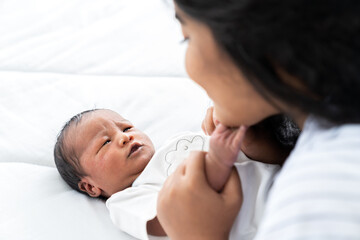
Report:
70,109,155,197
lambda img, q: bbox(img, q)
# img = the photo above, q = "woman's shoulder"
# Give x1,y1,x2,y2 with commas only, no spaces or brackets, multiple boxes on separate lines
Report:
276,116,360,201
291,115,360,157
255,117,360,240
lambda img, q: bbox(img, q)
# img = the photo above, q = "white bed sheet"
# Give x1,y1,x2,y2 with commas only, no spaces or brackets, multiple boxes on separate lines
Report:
0,0,186,76
0,162,134,240
0,71,209,167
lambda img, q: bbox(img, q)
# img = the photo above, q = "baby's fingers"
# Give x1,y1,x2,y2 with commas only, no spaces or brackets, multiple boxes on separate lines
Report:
213,123,228,135
232,125,248,150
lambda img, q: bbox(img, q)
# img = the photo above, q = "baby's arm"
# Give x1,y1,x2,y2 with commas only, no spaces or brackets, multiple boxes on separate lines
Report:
205,124,247,192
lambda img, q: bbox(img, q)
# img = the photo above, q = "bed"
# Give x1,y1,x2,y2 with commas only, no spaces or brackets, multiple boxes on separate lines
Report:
0,0,210,239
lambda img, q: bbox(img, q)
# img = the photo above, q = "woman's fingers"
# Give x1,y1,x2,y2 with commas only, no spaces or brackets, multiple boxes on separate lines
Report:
183,151,207,184
157,151,242,240
202,106,216,135
221,169,243,208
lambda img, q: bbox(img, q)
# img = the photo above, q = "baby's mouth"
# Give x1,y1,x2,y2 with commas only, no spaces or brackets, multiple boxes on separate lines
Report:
128,143,142,157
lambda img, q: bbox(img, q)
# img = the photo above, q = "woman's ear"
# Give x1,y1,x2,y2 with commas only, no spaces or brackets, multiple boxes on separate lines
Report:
78,178,102,197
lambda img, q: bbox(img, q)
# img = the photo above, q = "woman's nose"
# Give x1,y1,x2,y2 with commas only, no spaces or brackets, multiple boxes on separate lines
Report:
118,133,134,146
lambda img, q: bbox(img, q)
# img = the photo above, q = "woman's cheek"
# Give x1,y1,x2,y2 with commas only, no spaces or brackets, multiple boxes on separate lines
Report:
185,45,206,85
214,103,244,127
185,46,196,80
213,105,232,126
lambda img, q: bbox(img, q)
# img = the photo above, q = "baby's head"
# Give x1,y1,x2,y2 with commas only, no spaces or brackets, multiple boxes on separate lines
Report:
54,109,155,198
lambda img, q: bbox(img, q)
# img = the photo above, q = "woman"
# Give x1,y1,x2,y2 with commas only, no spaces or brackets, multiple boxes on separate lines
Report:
157,0,360,239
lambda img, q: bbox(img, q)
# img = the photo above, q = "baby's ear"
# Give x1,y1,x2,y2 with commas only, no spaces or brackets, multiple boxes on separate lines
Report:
78,179,102,197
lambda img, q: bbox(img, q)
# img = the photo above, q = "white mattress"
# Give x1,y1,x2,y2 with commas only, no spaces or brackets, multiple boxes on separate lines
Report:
0,1,211,239
0,0,186,76
0,71,209,167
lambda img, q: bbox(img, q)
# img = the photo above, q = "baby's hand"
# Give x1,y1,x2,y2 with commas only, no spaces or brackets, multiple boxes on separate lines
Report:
201,106,219,135
208,124,247,167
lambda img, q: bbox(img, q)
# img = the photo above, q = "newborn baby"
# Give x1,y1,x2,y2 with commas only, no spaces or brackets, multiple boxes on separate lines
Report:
54,109,279,240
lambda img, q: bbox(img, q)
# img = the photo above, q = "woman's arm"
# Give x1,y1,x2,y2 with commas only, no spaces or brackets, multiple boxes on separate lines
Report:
157,151,243,240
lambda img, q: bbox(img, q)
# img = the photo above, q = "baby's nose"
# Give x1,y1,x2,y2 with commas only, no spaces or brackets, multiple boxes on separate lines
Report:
119,134,133,146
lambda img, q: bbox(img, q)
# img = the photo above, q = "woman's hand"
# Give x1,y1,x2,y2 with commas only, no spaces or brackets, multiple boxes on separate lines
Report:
202,106,218,135
202,106,295,165
157,151,243,240
240,124,287,164
240,115,299,165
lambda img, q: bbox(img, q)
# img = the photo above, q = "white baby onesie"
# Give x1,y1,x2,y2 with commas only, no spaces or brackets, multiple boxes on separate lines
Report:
106,132,280,240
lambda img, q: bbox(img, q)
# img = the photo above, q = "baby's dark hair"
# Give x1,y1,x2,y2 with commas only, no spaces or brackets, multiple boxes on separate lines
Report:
54,109,98,195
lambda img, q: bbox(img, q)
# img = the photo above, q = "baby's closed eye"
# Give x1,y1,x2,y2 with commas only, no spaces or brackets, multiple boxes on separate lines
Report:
103,139,111,146
123,127,132,132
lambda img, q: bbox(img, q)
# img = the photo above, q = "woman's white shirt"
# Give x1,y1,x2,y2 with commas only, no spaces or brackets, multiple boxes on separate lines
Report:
255,116,360,239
